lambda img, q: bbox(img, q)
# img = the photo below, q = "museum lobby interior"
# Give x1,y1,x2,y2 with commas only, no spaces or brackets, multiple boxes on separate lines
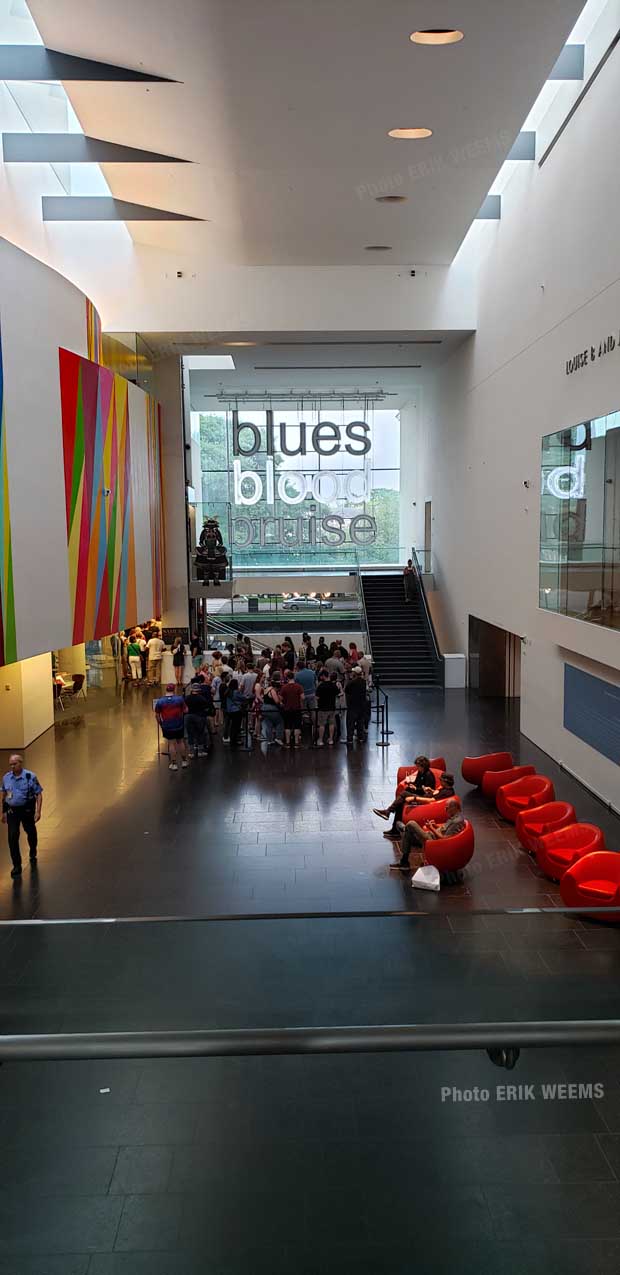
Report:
1,0,620,1270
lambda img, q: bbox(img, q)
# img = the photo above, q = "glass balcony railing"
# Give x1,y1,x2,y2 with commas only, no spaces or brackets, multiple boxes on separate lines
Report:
540,542,620,630
540,412,620,632
188,502,409,574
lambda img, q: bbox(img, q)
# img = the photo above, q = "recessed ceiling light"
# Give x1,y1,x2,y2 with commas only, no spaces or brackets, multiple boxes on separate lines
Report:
410,29,464,45
365,244,392,251
388,127,432,140
375,194,407,203
222,341,258,347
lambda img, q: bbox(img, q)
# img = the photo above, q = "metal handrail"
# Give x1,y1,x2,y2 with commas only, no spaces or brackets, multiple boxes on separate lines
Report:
411,548,443,679
2,1019,620,1061
206,617,265,658
357,560,373,661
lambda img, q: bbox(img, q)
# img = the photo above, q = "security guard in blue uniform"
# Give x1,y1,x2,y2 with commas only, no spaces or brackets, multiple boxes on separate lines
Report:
1,754,43,878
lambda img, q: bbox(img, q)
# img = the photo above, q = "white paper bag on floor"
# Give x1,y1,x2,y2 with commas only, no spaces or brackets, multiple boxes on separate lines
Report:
411,864,441,892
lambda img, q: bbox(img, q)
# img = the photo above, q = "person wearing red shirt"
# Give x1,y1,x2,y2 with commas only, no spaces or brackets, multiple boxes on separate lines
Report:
280,670,305,748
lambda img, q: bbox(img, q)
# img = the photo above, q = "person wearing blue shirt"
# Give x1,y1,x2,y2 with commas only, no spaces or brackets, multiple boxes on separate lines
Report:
295,661,317,709
1,754,43,878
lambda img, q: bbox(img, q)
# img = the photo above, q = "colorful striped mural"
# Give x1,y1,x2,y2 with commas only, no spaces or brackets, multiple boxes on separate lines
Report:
59,349,137,642
86,297,103,364
146,395,166,617
0,325,16,665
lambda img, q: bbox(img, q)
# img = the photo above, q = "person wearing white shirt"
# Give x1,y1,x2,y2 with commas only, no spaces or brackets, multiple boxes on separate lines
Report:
146,633,165,685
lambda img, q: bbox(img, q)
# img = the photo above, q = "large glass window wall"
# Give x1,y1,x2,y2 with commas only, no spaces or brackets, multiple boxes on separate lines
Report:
540,412,620,630
196,400,401,568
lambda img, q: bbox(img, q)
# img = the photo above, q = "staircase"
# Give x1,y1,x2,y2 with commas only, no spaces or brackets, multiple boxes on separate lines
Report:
361,572,442,687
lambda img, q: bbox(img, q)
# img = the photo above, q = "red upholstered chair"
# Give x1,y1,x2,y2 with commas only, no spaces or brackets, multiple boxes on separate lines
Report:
560,851,620,922
396,757,447,787
402,796,462,826
536,823,606,881
496,775,555,823
481,765,536,800
515,801,576,855
461,752,513,786
422,820,475,876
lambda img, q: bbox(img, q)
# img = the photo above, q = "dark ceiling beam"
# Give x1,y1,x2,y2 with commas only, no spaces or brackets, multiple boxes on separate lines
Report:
0,46,174,81
3,134,188,164
42,197,202,221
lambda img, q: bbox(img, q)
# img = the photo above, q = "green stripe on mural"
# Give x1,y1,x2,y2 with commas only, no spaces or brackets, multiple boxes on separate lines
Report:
70,364,85,529
4,528,16,663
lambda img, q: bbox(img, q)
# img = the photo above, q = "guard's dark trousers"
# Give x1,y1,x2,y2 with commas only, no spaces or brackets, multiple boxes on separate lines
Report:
7,807,37,870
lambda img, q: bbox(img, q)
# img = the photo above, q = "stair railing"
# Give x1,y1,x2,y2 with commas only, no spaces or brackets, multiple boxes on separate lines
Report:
411,550,444,687
356,555,373,664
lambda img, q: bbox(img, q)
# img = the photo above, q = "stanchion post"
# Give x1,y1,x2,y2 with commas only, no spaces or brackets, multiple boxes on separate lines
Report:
375,692,392,747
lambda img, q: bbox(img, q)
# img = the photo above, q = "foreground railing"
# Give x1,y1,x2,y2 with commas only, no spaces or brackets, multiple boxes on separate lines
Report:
2,1018,620,1062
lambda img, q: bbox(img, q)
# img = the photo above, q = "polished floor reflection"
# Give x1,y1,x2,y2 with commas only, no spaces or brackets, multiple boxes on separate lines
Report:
0,680,618,920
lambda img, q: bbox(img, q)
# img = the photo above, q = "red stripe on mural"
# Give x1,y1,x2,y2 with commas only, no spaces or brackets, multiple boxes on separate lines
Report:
80,359,99,531
59,348,80,526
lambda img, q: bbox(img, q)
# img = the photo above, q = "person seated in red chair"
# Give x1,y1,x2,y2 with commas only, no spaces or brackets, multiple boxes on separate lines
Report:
374,772,455,840
391,799,465,872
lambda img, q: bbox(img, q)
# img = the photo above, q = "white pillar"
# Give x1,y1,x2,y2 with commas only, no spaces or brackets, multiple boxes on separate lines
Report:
152,356,189,629
0,653,54,749
399,399,418,556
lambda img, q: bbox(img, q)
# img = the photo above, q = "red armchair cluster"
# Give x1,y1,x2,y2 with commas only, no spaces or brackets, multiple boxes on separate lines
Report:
461,750,618,922
395,760,474,877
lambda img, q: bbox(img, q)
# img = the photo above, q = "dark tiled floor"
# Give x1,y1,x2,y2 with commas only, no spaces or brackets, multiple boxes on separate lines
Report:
0,681,618,920
1,682,620,1270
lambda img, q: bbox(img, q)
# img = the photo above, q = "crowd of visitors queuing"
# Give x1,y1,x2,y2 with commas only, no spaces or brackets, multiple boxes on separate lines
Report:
153,632,373,766
119,621,166,684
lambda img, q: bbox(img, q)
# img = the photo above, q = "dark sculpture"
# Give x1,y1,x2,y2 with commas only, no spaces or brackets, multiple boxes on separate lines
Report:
195,516,229,585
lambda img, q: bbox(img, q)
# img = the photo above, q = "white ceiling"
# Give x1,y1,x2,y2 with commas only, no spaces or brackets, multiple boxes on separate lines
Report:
167,330,471,406
29,0,585,268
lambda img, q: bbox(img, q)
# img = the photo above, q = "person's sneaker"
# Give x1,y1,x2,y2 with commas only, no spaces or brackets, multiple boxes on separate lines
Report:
169,762,178,771
316,740,324,747
197,748,208,756
373,808,390,820
11,867,22,878
222,738,230,745
181,760,189,768
274,738,284,747
327,739,334,746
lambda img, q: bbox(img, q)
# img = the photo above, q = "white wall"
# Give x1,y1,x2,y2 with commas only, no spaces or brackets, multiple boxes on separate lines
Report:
0,238,165,662
128,380,155,622
413,44,620,806
0,237,86,658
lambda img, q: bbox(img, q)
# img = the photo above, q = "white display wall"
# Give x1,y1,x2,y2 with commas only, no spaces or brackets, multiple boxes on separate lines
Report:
410,46,620,807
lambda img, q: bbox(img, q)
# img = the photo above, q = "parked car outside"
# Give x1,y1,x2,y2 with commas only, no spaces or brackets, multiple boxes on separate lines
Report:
282,596,334,611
